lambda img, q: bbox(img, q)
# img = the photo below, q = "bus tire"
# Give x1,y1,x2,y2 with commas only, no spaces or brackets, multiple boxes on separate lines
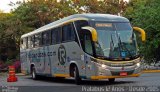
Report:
31,67,39,80
108,78,115,83
74,66,81,85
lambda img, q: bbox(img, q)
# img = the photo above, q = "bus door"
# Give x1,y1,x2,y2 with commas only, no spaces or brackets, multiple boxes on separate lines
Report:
82,31,94,78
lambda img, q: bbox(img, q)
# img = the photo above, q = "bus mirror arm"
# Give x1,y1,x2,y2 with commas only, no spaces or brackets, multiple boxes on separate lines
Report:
82,26,98,42
133,27,146,42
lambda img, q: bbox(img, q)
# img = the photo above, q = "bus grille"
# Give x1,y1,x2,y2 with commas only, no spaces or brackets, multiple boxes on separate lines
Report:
108,62,135,67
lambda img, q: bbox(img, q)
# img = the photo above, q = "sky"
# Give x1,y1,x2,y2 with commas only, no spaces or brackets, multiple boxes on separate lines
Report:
0,0,129,13
0,0,23,13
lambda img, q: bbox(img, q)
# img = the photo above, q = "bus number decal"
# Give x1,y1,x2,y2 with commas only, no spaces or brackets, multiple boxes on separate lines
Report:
58,45,66,65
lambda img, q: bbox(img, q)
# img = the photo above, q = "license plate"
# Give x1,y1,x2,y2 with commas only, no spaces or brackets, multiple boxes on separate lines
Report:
120,72,128,76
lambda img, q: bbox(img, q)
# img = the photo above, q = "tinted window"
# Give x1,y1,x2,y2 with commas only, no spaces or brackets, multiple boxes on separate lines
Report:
34,33,42,47
74,20,89,34
21,39,23,45
21,38,28,49
28,36,34,48
42,31,51,45
84,35,93,55
75,20,89,51
62,23,75,42
51,27,61,44
115,23,132,31
26,37,28,49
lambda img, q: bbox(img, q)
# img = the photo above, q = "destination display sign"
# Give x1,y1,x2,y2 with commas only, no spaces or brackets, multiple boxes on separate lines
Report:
95,23,112,27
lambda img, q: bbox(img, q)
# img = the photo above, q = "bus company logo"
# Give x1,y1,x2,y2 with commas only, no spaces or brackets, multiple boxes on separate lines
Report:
58,45,66,65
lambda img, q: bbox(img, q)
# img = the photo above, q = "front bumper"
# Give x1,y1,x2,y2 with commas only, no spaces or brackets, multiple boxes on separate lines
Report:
92,58,142,80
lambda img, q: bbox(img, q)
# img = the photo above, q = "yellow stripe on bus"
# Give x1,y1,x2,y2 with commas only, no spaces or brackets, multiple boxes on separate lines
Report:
91,73,140,80
53,74,70,78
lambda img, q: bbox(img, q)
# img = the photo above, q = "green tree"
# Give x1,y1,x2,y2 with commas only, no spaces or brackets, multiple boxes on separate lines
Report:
0,0,129,61
124,0,160,63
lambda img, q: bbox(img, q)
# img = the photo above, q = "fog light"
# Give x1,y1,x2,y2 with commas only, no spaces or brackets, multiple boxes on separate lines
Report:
101,64,107,68
136,62,140,67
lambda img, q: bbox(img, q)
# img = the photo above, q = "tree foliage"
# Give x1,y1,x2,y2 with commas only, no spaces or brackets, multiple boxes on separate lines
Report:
0,0,127,61
124,0,160,63
0,0,159,63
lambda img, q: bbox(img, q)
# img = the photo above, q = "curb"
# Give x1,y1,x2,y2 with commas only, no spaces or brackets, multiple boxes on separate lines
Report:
0,73,7,76
0,73,26,76
15,73,26,76
142,70,160,73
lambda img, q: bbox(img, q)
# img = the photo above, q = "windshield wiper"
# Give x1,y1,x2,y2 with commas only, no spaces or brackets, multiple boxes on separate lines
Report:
110,34,121,58
110,34,114,55
117,35,133,59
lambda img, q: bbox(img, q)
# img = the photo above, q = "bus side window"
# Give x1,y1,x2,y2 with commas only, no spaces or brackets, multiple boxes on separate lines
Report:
62,23,75,42
26,37,28,49
35,33,42,47
32,36,35,48
28,36,34,48
21,39,23,45
70,23,76,40
51,29,56,44
51,27,61,44
42,31,51,46
57,27,61,43
21,38,28,49
74,20,89,51
20,39,23,49
74,20,89,35
28,37,31,48
84,33,93,55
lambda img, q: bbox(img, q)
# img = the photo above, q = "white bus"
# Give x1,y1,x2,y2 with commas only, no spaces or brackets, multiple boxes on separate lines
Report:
20,14,146,84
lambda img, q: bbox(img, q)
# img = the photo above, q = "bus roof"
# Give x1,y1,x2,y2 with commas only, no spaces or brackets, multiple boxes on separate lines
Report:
21,13,129,38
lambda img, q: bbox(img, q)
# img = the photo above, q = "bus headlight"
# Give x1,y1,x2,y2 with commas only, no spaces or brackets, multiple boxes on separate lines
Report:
101,64,107,68
136,62,141,67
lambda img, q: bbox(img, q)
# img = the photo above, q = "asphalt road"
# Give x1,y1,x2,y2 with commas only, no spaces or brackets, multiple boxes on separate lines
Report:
0,73,160,92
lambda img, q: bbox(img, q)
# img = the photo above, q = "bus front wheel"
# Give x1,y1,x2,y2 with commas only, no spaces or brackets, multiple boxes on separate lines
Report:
73,66,81,85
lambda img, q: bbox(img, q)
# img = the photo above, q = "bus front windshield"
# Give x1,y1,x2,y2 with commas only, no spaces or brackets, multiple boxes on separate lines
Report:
94,22,139,60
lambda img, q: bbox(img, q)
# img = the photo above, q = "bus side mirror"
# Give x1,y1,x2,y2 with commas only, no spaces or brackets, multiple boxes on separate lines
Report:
82,26,98,42
129,18,133,22
133,27,146,42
